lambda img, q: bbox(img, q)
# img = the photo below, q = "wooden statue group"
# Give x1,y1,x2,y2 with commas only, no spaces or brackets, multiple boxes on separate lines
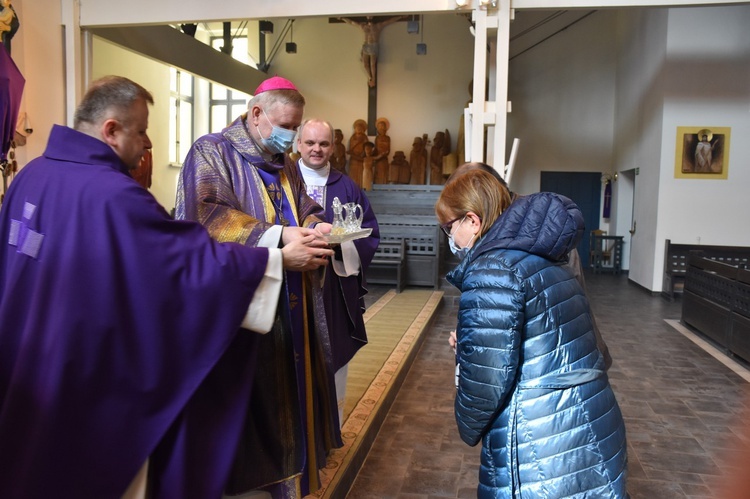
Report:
330,117,452,190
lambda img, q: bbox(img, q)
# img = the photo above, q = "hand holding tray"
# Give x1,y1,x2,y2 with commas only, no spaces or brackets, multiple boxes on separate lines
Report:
324,228,373,246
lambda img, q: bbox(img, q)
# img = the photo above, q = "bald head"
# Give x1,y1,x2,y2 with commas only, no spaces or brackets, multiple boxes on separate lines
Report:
297,119,334,170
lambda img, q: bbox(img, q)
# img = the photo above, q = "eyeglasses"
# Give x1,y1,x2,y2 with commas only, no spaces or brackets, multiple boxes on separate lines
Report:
440,216,464,237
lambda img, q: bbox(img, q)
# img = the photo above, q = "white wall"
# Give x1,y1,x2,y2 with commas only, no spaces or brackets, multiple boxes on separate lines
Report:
613,8,669,289
654,5,750,287
505,8,621,260
507,4,750,291
507,10,618,198
91,38,176,210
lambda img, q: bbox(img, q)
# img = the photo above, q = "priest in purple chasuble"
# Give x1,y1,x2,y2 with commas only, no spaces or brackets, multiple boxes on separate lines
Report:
0,76,321,498
294,118,380,422
175,77,342,498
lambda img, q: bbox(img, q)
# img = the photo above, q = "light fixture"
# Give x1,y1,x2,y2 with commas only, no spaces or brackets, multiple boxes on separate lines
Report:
455,0,469,7
416,16,426,55
286,20,297,53
259,20,274,35
407,15,419,34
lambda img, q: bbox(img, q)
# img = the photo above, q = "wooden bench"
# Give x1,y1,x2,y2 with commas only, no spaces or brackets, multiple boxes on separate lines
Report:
367,239,406,293
366,184,442,216
682,252,750,363
663,239,750,300
377,221,441,289
365,185,444,290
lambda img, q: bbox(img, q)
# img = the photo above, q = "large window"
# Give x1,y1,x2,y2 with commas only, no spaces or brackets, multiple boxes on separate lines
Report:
209,36,251,132
167,26,253,166
168,69,194,165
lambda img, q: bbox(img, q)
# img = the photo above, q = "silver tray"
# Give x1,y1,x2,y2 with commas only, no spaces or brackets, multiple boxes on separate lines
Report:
324,228,373,245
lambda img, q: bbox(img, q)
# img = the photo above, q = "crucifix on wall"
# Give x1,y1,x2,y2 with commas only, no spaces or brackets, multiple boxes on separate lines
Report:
338,15,408,88
334,15,408,134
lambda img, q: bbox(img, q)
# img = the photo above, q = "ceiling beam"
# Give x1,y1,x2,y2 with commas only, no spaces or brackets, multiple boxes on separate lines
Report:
89,25,267,93
79,0,448,28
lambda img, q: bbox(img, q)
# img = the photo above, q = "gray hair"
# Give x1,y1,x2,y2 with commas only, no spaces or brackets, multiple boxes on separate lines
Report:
247,88,305,114
73,76,153,130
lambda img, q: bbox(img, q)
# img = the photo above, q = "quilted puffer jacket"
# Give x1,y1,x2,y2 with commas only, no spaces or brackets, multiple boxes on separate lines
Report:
446,192,627,498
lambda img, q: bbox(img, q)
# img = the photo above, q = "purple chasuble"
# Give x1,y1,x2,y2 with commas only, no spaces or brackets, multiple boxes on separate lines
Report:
0,125,270,498
175,116,342,498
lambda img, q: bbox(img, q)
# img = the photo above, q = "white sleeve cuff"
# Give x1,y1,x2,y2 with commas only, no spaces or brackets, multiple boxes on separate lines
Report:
240,248,282,333
257,224,283,249
332,239,361,277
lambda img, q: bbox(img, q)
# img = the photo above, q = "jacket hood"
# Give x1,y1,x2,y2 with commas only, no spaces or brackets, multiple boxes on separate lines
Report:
448,192,584,286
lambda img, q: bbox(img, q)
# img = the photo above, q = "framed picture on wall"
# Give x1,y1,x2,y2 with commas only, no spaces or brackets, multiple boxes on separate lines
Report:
674,126,730,179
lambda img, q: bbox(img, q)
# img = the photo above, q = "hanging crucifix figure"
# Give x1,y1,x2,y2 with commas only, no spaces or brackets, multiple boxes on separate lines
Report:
339,15,408,88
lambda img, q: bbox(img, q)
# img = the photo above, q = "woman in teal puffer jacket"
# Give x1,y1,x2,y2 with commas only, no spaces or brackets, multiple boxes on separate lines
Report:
437,169,628,498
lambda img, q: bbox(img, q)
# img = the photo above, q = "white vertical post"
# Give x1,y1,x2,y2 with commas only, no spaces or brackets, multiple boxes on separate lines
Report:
492,1,511,175
82,30,93,94
61,0,83,126
469,9,488,163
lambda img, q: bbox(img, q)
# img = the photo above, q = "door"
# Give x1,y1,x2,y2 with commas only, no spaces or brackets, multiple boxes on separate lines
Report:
540,172,601,268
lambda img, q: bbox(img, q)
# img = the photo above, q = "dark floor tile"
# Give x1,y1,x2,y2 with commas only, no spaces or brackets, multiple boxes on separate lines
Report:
646,399,693,416
357,448,412,479
630,434,705,454
628,478,689,498
671,478,713,498
347,472,403,497
400,469,459,496
638,450,720,475
389,431,445,452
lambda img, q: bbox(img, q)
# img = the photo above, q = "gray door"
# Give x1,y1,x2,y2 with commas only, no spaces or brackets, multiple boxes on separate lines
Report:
540,172,601,268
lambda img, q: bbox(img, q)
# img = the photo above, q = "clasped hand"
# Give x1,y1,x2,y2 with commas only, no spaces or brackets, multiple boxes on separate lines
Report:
280,225,334,271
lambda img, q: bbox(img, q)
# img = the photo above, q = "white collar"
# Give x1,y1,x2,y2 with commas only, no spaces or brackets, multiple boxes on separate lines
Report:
298,159,330,186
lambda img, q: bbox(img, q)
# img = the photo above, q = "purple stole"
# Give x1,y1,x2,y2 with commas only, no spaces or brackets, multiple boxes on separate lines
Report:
255,167,316,495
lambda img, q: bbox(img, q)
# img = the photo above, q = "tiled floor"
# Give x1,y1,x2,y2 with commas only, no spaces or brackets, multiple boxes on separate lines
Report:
348,271,750,498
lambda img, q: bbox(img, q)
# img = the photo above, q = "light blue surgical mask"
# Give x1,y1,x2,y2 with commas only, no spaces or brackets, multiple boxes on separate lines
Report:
448,235,469,259
448,217,475,259
257,108,296,154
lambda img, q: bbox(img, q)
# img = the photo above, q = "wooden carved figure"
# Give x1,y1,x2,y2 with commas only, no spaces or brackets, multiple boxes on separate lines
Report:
409,136,428,185
429,131,446,185
373,117,391,184
361,141,375,191
347,119,367,187
390,150,409,184
330,128,347,174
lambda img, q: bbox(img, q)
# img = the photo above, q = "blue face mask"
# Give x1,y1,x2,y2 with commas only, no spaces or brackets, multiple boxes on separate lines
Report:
257,108,296,154
448,217,475,259
448,235,470,259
